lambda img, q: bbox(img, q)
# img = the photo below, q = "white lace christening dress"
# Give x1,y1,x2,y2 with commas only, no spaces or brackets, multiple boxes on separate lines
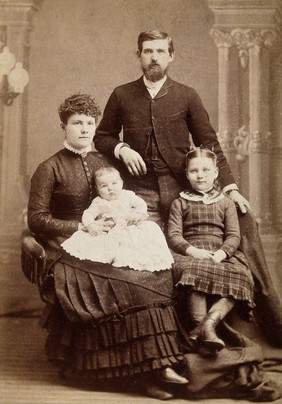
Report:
61,190,174,272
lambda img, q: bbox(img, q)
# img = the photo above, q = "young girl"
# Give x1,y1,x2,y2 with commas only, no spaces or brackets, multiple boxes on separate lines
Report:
62,165,174,272
167,147,254,353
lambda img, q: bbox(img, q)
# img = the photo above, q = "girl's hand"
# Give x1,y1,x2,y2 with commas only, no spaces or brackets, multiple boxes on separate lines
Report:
185,246,213,259
84,218,115,236
212,249,227,263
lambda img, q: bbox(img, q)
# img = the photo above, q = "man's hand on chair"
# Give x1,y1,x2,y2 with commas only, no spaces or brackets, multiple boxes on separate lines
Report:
227,190,251,214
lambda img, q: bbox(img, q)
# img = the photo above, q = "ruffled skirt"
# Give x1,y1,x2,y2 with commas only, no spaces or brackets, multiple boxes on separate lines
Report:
42,253,184,379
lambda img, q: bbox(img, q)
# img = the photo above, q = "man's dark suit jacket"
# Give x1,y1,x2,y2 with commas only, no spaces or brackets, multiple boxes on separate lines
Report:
94,76,235,189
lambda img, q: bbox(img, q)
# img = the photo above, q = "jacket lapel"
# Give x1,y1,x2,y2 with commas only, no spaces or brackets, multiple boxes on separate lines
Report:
154,76,173,99
134,76,152,99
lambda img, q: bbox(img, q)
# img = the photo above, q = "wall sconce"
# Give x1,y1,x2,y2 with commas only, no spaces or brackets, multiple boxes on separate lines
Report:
0,46,29,106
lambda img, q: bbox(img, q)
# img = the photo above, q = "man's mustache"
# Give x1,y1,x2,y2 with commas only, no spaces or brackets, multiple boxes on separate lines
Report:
149,63,160,68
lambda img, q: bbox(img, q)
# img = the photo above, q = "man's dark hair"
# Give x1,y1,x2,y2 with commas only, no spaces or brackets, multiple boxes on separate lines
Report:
137,29,174,56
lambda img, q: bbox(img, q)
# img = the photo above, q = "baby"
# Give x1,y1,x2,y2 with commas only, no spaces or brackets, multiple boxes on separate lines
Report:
62,166,174,271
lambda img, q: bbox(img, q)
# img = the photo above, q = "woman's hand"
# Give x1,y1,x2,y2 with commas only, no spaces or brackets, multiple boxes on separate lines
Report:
84,217,115,236
185,246,213,259
211,249,227,263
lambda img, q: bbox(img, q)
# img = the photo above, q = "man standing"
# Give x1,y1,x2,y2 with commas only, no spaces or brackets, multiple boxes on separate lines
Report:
94,29,250,226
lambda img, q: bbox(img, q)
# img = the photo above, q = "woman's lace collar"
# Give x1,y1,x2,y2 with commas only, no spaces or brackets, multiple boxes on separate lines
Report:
64,140,92,156
180,187,224,205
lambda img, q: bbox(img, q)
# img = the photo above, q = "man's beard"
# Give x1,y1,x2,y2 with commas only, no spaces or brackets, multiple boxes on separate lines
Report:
142,63,168,82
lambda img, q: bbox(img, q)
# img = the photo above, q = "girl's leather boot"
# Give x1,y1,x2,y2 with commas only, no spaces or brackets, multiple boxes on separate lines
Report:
188,313,225,351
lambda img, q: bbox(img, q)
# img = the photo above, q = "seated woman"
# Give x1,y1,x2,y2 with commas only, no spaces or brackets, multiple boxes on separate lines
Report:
27,93,188,400
25,93,281,401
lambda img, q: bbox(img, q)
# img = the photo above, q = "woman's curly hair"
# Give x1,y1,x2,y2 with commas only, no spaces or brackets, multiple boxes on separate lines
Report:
58,94,101,125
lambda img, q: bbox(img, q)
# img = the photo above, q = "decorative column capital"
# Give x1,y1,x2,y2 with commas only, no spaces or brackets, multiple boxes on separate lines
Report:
211,27,277,48
249,130,272,153
210,28,233,48
232,28,277,49
210,27,278,67
234,126,250,161
231,127,272,159
208,0,282,60
217,130,237,152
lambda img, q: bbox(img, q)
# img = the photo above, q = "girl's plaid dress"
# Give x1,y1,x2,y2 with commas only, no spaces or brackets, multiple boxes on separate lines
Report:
168,188,255,317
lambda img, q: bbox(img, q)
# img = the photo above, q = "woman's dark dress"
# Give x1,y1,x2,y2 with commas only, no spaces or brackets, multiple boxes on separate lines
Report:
28,148,184,379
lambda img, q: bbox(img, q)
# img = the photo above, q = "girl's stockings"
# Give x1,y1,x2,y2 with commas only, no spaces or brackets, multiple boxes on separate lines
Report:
187,290,207,325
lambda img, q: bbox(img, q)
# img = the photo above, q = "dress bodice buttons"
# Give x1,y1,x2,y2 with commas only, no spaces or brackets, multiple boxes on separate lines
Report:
81,156,93,203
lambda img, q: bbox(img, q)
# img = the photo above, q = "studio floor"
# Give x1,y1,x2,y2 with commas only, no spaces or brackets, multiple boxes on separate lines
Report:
0,315,281,404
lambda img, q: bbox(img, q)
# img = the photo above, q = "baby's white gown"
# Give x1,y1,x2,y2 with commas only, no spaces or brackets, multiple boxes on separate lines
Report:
61,190,173,272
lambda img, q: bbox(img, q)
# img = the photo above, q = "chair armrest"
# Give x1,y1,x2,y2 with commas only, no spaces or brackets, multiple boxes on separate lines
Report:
21,229,46,260
21,229,47,286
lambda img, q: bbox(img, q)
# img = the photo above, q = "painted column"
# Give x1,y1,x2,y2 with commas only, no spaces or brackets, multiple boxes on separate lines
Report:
0,0,43,261
210,29,239,180
208,0,281,230
247,29,275,229
208,0,282,299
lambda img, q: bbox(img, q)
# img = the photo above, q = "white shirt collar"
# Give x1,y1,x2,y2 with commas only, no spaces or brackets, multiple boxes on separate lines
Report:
64,140,92,156
143,75,167,98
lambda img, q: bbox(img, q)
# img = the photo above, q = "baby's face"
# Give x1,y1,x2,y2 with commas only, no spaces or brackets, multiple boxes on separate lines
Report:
96,172,123,201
